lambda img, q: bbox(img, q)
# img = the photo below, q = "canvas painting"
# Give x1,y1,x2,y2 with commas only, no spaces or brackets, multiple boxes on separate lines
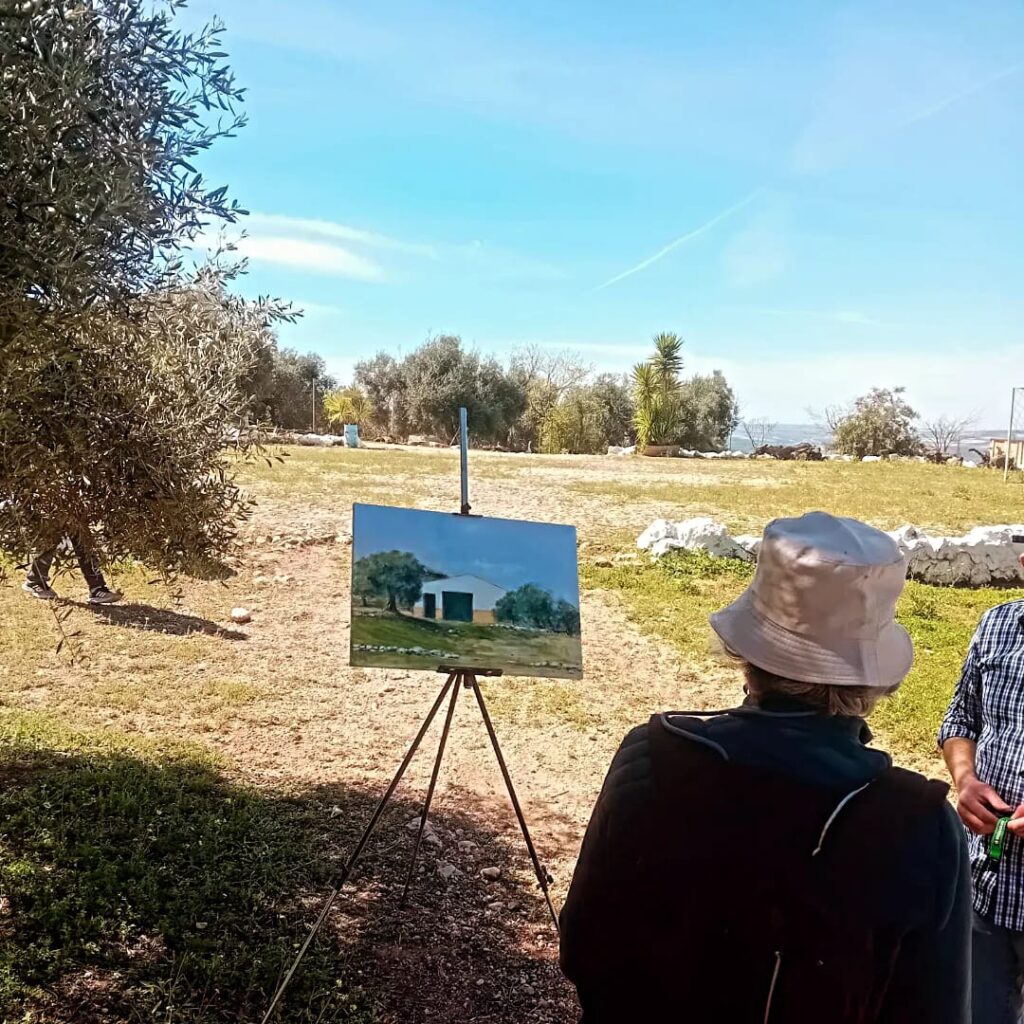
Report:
350,504,582,678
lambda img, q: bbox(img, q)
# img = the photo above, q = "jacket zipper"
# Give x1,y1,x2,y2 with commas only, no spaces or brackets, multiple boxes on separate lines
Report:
763,950,783,1024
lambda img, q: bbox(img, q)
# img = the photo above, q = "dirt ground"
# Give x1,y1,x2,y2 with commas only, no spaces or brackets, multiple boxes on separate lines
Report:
4,447,748,1023
7,445,1017,1020
214,526,738,1022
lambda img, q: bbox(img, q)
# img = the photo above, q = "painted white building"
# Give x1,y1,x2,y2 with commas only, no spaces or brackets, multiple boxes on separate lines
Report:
415,575,507,624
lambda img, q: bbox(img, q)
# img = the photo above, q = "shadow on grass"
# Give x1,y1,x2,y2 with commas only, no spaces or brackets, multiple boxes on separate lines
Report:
0,730,575,1023
78,601,247,640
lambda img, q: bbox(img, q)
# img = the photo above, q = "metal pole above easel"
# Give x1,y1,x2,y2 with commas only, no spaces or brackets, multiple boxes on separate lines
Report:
459,406,471,515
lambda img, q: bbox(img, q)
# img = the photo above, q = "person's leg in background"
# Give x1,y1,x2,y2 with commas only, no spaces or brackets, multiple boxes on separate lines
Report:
23,548,58,599
973,910,1024,1024
69,534,121,604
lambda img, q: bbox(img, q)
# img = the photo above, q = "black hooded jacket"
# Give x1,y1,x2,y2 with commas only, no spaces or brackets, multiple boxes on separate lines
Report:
560,697,970,1023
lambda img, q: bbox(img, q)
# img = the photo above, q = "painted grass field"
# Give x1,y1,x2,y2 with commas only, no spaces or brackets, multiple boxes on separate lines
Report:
350,610,583,678
2,445,1023,1022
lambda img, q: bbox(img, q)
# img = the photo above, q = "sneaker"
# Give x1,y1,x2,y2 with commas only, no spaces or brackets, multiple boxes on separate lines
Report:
88,587,123,605
22,580,58,601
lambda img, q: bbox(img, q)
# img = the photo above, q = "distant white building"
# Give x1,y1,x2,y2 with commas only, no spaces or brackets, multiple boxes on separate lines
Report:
415,575,507,624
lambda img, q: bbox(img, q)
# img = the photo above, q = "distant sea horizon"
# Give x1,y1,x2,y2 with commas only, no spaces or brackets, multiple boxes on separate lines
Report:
729,423,1007,459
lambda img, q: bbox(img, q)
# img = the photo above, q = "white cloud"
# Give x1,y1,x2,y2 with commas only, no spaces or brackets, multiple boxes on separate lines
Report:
233,235,385,280
244,213,437,258
209,211,562,285
758,307,888,327
293,299,346,317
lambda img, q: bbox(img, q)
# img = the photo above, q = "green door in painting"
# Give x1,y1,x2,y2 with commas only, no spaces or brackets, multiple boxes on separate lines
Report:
442,591,473,623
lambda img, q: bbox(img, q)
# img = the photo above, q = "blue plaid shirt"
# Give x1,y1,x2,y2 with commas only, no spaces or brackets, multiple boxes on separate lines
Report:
939,599,1024,930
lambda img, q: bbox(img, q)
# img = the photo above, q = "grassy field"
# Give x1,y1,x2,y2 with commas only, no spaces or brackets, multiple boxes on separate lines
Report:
351,610,582,678
582,551,1024,769
238,446,1024,537
0,712,372,1023
3,446,1023,1020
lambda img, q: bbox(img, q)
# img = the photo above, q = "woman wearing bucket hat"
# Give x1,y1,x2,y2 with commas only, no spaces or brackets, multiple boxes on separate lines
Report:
560,512,970,1024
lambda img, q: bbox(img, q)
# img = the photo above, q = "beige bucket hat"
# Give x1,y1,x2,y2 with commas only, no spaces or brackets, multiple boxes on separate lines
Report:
709,511,913,689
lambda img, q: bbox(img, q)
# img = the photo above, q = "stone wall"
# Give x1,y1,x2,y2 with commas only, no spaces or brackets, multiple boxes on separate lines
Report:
638,517,1024,586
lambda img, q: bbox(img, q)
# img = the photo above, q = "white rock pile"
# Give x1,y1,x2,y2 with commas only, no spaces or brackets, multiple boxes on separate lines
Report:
637,517,1024,587
637,517,756,561
888,525,1024,586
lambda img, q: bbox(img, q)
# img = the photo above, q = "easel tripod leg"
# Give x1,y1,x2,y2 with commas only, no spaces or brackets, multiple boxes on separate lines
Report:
468,675,561,934
399,670,463,904
261,671,458,1024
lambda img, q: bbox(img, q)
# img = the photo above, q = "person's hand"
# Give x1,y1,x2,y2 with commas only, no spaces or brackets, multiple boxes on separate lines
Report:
1007,803,1024,837
956,775,1012,834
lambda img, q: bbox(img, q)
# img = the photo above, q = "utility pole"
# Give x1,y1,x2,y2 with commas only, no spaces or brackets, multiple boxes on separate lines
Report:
1005,387,1023,482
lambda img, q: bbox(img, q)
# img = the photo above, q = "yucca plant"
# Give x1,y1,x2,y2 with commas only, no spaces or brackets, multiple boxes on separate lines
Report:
632,333,684,448
323,388,371,429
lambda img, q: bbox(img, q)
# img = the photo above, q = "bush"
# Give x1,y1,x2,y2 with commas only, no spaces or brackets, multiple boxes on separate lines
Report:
494,584,581,635
831,387,921,458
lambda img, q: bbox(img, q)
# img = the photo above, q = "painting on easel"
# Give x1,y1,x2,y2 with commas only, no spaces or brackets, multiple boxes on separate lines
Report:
350,503,582,679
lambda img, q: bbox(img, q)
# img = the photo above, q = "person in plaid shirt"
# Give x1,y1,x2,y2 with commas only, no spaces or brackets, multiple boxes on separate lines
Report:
940,558,1024,1024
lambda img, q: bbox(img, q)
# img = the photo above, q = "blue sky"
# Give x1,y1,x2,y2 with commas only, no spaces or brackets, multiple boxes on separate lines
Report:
352,504,579,604
183,0,1022,420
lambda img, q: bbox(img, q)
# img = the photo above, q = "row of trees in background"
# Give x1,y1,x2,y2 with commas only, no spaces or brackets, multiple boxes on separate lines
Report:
239,334,973,462
288,332,739,456
340,335,638,453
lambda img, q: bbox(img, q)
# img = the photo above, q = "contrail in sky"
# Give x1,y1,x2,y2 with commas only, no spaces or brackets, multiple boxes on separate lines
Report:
899,61,1022,130
597,187,763,290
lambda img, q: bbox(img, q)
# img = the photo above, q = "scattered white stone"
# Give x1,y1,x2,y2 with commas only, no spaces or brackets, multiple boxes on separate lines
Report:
862,455,883,463
481,866,502,881
639,517,754,561
734,534,762,556
437,861,459,882
405,816,443,847
636,518,1024,587
607,445,636,456
230,607,251,624
295,433,343,447
887,524,1024,586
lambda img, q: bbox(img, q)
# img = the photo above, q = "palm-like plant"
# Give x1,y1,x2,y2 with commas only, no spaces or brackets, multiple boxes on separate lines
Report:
633,333,685,448
323,388,371,430
651,332,684,381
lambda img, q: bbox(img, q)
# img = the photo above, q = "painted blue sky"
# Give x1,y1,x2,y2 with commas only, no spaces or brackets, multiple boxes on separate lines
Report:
182,0,1022,420
352,504,580,605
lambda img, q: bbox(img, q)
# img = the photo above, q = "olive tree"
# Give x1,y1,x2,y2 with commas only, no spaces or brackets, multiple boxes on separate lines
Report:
0,1,288,577
401,334,526,444
831,387,921,458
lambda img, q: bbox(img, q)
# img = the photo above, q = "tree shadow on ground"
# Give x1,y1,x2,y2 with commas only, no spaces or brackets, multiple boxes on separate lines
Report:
0,733,577,1024
77,601,247,640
